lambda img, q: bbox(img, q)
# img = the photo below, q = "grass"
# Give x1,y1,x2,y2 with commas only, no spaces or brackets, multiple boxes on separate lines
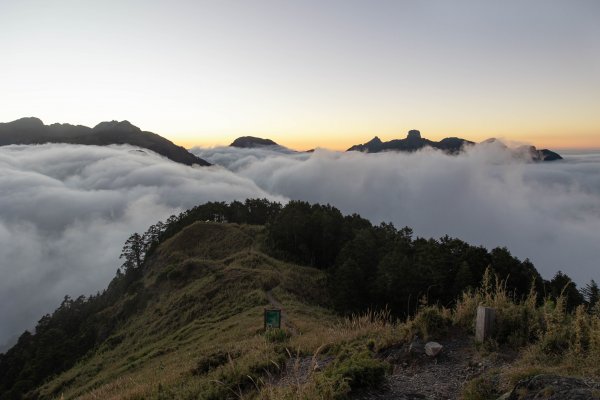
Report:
38,223,391,400
455,269,600,398
35,224,320,399
35,225,600,399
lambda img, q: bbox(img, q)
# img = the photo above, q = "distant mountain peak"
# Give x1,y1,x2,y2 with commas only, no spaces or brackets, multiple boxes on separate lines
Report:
407,130,421,140
367,136,382,145
93,120,141,133
348,131,561,161
348,129,437,153
11,117,44,128
230,136,278,148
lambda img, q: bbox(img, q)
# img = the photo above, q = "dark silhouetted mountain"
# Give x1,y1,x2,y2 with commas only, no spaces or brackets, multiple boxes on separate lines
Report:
482,139,563,161
513,145,564,162
348,130,473,155
539,149,563,161
0,118,211,166
348,130,562,161
229,136,278,148
229,135,299,154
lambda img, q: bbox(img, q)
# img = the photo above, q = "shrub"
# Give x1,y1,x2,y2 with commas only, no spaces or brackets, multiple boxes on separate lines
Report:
410,306,451,340
325,351,390,390
454,270,542,347
461,375,499,400
537,297,571,355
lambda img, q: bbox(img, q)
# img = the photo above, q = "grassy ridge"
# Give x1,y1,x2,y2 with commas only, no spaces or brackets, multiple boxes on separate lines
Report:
36,223,337,399
2,209,597,399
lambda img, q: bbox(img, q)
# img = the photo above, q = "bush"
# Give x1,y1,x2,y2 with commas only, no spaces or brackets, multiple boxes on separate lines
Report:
410,306,451,340
494,304,541,347
454,271,542,348
461,375,500,400
325,351,390,390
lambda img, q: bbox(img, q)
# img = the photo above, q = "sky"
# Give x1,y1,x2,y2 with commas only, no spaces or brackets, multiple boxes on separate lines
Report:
0,0,599,150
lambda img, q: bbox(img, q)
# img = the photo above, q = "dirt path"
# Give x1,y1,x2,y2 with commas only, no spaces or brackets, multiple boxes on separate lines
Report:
353,335,511,400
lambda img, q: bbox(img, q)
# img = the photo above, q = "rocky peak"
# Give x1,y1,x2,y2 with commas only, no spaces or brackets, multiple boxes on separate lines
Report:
407,130,421,140
367,136,383,145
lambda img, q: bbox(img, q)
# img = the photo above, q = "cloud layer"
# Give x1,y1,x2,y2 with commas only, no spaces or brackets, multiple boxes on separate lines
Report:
194,144,600,288
0,144,278,346
1,142,599,347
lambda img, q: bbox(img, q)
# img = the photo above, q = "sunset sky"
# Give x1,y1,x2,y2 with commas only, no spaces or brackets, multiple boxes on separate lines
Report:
1,0,599,150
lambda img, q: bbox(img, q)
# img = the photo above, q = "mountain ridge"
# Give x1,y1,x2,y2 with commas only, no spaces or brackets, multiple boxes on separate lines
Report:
0,117,211,166
348,130,563,161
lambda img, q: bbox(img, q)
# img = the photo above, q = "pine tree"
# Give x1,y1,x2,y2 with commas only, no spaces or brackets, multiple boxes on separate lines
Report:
582,279,599,311
119,233,145,272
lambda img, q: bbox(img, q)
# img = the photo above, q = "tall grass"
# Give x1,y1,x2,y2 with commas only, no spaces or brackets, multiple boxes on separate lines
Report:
455,268,600,398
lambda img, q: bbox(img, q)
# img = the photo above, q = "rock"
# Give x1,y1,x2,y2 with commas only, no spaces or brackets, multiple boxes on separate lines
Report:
424,342,443,357
505,374,600,400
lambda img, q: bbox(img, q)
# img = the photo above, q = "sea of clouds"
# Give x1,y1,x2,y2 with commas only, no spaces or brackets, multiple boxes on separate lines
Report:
0,144,280,348
0,142,599,348
193,143,600,288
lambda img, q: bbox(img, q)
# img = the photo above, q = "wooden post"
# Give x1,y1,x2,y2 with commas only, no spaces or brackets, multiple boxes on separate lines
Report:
475,306,495,342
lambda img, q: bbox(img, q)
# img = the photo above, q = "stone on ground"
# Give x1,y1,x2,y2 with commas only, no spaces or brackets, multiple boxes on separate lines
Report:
424,342,443,357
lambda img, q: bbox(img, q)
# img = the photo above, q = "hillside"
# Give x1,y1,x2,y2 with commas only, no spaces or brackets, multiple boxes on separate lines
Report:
0,200,597,399
0,118,210,166
5,222,335,399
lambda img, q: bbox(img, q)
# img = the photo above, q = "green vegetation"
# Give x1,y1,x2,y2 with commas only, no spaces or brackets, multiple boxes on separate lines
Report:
453,272,600,398
0,199,596,399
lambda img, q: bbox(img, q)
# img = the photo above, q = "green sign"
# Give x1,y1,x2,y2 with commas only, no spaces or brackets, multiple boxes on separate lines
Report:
264,309,281,329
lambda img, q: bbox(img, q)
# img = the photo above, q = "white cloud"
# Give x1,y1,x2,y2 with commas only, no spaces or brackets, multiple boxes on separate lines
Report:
191,145,308,172
195,145,600,288
1,142,599,347
0,144,279,345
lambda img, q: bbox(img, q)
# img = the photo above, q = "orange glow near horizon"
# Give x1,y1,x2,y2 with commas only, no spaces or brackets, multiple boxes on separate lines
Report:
170,127,600,152
2,2,599,155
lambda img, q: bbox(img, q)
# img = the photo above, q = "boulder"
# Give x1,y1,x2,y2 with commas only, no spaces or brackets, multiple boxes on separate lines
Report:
424,342,443,357
504,374,600,400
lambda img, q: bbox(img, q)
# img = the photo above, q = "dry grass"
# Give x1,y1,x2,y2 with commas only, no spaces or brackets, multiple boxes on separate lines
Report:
36,223,337,400
38,228,600,400
456,268,600,397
